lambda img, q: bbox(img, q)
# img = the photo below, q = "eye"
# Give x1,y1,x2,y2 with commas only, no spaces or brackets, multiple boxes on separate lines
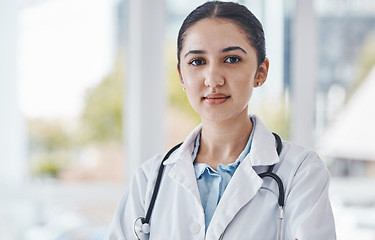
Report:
224,56,241,64
189,58,206,66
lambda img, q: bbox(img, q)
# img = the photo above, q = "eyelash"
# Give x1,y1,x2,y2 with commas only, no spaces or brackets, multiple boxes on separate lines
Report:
188,58,206,66
188,56,242,66
224,55,242,63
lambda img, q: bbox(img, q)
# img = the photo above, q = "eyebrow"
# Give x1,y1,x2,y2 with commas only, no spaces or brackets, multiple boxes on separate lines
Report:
184,50,206,58
222,46,247,54
183,46,247,59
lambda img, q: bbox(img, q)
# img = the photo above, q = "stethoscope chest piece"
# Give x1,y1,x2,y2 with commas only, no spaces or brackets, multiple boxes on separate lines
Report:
134,217,150,240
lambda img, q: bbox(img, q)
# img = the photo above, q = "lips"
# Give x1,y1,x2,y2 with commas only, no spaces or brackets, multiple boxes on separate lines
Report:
202,93,230,105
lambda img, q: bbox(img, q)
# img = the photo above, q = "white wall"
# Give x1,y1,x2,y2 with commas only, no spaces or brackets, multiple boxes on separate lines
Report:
291,0,317,149
0,1,28,184
125,0,166,184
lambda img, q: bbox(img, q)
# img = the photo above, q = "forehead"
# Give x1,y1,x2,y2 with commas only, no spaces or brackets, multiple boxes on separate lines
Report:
182,18,252,52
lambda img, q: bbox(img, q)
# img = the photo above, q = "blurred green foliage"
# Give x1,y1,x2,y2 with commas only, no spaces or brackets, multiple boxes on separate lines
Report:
30,150,70,178
28,54,125,177
79,55,124,143
28,119,74,150
28,119,74,177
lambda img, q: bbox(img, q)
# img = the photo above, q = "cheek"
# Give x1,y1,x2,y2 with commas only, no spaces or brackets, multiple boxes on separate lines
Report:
185,90,203,115
181,69,204,88
238,84,253,100
185,85,202,103
181,72,203,104
231,72,255,100
231,70,255,87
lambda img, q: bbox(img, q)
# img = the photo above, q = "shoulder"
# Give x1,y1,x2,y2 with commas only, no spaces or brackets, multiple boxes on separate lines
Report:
278,141,331,193
280,141,328,173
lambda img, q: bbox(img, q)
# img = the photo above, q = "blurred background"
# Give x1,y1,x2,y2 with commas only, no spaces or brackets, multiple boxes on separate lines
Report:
1,0,375,239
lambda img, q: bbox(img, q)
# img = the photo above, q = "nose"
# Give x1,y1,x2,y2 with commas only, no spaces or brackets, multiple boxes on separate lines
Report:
204,64,224,88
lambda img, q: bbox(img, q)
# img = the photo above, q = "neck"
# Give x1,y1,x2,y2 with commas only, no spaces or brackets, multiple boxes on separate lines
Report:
196,111,253,169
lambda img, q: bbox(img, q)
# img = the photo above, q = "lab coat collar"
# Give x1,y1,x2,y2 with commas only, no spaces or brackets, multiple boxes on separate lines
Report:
163,115,280,167
248,115,280,166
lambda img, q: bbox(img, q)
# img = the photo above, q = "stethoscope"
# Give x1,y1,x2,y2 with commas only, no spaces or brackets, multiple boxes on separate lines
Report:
134,133,284,240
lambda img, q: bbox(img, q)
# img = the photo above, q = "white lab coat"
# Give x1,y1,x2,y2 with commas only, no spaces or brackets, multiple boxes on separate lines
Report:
106,115,336,240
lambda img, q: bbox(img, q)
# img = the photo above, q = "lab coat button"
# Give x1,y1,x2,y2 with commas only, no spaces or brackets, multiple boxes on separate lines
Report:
189,223,201,234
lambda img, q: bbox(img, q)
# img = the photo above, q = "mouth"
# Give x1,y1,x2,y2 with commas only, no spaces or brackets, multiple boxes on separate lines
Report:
202,93,230,105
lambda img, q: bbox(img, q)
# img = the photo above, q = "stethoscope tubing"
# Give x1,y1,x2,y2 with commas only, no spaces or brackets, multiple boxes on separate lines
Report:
143,142,183,225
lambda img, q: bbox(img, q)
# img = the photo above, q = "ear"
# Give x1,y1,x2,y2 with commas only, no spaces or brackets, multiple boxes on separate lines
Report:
254,58,269,87
177,64,185,85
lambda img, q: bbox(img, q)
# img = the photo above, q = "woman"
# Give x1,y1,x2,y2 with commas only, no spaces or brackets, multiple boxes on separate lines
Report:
106,1,336,239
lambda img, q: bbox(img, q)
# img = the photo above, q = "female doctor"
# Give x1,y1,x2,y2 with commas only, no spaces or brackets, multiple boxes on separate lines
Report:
106,1,336,240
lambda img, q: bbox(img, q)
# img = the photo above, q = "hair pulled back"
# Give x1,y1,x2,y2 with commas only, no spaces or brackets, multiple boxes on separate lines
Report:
177,1,266,68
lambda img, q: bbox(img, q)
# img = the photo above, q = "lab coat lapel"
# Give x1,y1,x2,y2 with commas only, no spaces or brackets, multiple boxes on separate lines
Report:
205,116,280,239
165,125,203,205
167,151,201,205
205,157,263,239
